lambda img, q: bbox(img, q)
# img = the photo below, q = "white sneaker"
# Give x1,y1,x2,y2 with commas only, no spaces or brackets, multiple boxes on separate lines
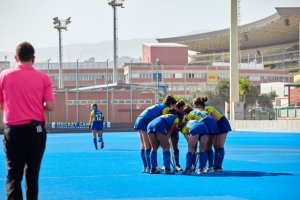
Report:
207,167,214,173
182,169,193,175
196,168,207,175
156,166,162,172
191,165,196,172
142,167,150,173
175,166,183,172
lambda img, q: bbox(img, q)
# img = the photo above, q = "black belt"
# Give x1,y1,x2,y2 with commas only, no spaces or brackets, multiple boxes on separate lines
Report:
6,120,44,128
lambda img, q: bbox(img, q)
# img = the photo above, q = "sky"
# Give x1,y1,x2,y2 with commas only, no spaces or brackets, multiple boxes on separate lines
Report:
1,0,300,52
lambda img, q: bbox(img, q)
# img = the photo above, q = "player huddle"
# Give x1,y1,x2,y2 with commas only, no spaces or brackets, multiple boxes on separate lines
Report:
134,95,231,175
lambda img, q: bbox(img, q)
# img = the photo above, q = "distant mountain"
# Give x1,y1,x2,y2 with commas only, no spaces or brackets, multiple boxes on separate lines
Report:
180,29,215,36
0,38,157,63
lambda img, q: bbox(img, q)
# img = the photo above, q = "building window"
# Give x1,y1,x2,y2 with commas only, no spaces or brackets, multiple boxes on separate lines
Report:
188,73,194,78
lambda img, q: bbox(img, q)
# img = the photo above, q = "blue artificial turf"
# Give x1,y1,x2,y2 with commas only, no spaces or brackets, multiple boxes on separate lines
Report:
0,131,300,200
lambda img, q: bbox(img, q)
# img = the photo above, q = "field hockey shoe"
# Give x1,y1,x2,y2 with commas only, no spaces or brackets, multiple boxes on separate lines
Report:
150,168,161,174
190,164,196,172
207,167,214,173
143,167,151,173
182,168,193,175
175,165,183,172
156,166,163,172
100,141,104,149
214,167,223,172
142,167,149,173
165,169,175,175
196,168,207,175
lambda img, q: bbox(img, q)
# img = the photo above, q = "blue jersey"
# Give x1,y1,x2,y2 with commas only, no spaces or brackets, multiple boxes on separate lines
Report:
147,114,179,135
160,114,179,128
186,109,210,122
205,103,224,121
90,109,103,130
138,104,169,119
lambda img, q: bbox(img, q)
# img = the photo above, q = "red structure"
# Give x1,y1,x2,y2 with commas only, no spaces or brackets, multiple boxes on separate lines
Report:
142,43,188,65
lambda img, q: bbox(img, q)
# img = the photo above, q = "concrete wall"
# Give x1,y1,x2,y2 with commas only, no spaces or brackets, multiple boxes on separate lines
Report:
230,120,300,132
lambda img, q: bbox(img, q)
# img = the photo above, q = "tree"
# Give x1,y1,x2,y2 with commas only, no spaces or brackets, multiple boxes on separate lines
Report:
268,91,277,101
214,79,230,112
239,78,252,102
244,86,258,109
257,94,273,109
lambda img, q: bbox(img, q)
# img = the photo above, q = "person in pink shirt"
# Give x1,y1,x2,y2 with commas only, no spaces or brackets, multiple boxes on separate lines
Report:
0,42,55,200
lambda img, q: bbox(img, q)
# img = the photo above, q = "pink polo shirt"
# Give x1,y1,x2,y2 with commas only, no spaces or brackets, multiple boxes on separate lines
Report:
0,64,55,125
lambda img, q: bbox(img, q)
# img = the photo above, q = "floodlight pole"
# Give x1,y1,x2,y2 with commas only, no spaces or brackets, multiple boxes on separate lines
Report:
58,29,63,89
282,51,285,68
108,0,125,84
130,59,133,122
106,59,109,122
156,59,160,104
230,0,239,120
53,17,71,89
47,58,52,126
47,58,51,76
76,59,79,122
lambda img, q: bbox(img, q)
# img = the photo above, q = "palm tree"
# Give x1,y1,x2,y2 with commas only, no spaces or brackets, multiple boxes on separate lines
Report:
239,78,252,102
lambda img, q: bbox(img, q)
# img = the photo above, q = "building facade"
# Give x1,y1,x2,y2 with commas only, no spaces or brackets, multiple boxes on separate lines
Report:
0,43,295,124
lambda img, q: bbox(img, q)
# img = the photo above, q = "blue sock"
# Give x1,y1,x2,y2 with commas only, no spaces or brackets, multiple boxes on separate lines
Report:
207,149,214,168
174,149,180,166
93,138,98,149
185,152,193,171
141,149,147,168
163,150,171,171
192,153,197,166
199,152,208,170
150,151,158,169
145,149,151,169
215,148,225,168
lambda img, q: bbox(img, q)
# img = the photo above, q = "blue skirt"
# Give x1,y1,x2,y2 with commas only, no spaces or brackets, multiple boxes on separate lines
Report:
189,121,209,136
217,116,232,133
147,118,168,135
203,117,220,135
134,116,152,132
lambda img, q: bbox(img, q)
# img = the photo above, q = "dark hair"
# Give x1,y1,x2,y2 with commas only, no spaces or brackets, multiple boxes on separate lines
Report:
178,121,187,130
175,100,185,109
193,97,205,108
91,103,98,108
162,95,177,106
183,105,193,115
16,42,35,62
168,108,178,115
202,96,208,102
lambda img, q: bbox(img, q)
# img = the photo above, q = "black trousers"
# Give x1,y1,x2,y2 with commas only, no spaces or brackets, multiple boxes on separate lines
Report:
3,123,47,200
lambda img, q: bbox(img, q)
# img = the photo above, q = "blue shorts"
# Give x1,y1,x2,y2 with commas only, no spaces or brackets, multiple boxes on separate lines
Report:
217,116,232,133
134,116,152,132
203,117,220,135
189,121,209,136
92,122,103,131
147,118,168,135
